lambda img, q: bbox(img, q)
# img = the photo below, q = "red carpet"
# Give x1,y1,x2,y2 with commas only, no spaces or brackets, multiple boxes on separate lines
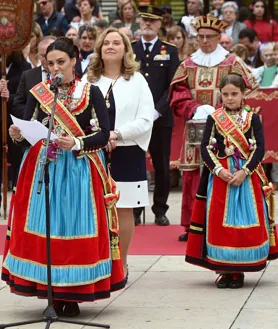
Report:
0,224,186,256
129,224,186,255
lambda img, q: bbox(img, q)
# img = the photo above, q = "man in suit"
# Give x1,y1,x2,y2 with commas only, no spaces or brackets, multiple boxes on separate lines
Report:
12,36,56,119
132,6,180,226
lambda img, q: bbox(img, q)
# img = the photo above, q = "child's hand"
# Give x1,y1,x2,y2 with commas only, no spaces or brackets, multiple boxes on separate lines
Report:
218,168,233,183
228,169,247,187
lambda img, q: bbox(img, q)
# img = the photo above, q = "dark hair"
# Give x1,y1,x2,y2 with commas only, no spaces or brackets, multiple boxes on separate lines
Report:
77,0,96,8
46,37,79,59
250,0,270,23
78,24,97,39
46,27,65,37
159,3,172,14
220,74,246,92
95,19,109,29
239,28,258,43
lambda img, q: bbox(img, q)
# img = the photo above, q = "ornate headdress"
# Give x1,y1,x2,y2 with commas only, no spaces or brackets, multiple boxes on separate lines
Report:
191,16,229,34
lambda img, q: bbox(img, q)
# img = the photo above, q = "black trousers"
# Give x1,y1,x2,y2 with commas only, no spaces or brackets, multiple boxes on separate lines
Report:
134,126,172,217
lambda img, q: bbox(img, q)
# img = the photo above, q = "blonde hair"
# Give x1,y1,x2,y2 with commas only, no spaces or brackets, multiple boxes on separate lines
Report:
119,0,137,20
31,22,43,52
274,42,278,52
87,27,140,82
231,44,249,61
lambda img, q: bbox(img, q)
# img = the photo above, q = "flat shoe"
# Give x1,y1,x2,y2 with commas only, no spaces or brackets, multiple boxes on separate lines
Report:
215,274,232,288
63,302,80,317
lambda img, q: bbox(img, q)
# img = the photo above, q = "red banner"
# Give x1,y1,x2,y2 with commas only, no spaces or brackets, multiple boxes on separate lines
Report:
147,88,278,170
245,88,278,163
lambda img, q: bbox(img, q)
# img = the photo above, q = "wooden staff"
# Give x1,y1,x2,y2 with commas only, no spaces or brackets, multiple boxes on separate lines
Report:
1,53,8,219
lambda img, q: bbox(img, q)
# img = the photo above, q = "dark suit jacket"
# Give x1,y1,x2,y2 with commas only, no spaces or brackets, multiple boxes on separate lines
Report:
0,59,31,125
12,66,42,119
132,39,179,127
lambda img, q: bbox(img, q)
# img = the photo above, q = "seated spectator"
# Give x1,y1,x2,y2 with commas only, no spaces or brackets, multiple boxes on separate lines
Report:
71,0,98,30
160,4,175,37
271,42,278,87
179,0,203,37
64,0,101,23
66,27,79,45
27,23,43,68
36,0,68,36
239,28,263,67
231,43,249,63
209,0,224,19
108,0,125,24
167,26,188,62
134,29,142,41
118,27,134,41
238,7,249,22
244,0,278,42
252,43,276,86
75,25,96,78
220,34,234,51
95,19,109,34
187,36,199,55
116,0,139,34
22,22,43,68
222,2,246,44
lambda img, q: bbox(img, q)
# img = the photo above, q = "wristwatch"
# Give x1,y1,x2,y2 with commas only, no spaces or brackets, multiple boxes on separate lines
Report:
113,129,122,141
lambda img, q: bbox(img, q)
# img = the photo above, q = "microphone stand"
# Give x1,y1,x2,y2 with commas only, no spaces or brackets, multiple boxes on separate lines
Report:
0,86,110,329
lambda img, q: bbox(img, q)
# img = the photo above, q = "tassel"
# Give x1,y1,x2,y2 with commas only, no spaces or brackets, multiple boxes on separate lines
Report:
111,235,121,260
270,225,276,247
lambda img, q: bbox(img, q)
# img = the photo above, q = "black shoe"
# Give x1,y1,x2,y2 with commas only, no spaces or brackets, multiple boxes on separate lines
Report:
134,216,141,226
229,273,244,289
63,302,80,317
178,232,188,242
154,215,170,226
53,301,65,316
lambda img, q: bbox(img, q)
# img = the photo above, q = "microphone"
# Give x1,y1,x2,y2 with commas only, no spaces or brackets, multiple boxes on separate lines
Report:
50,73,64,91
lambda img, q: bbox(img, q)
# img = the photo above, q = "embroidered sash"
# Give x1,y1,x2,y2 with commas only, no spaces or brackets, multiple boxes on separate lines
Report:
211,108,276,245
30,82,120,259
211,108,267,184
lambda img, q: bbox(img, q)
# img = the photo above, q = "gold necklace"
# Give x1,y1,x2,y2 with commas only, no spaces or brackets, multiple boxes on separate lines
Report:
105,75,120,108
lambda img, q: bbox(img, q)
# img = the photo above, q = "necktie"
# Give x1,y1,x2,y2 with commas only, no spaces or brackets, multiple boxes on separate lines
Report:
145,42,152,55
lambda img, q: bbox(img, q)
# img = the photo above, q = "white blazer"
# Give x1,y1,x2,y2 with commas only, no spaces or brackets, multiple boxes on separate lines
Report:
92,72,154,152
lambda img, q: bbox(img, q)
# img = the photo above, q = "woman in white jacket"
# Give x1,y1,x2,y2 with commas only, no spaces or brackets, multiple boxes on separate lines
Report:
87,27,154,282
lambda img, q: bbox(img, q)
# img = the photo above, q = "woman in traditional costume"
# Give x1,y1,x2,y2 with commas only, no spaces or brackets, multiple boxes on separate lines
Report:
87,27,154,282
1,37,125,316
186,74,278,288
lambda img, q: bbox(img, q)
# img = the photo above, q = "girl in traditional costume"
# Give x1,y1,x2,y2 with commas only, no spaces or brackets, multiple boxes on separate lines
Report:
186,74,278,288
1,37,125,316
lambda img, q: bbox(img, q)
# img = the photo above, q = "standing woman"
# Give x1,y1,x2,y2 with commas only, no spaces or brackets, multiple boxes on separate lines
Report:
167,26,188,62
70,0,98,30
244,0,278,43
87,27,154,280
186,74,278,288
2,37,125,317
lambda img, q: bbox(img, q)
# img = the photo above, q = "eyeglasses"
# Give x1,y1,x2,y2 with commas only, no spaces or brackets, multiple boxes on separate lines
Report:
197,34,219,40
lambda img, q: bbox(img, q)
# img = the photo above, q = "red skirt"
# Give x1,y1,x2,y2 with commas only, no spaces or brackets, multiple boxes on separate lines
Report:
1,142,125,302
186,160,278,272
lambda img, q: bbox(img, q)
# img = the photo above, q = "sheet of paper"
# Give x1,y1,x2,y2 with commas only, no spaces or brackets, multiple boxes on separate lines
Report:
11,115,57,146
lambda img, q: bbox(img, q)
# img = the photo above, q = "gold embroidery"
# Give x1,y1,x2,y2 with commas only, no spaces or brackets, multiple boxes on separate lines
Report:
190,225,203,232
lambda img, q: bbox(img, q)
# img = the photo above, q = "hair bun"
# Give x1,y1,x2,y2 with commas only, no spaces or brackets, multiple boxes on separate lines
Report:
57,36,74,46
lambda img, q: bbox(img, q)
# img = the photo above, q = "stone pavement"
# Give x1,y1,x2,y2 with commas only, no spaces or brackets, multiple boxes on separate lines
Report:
0,188,278,329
